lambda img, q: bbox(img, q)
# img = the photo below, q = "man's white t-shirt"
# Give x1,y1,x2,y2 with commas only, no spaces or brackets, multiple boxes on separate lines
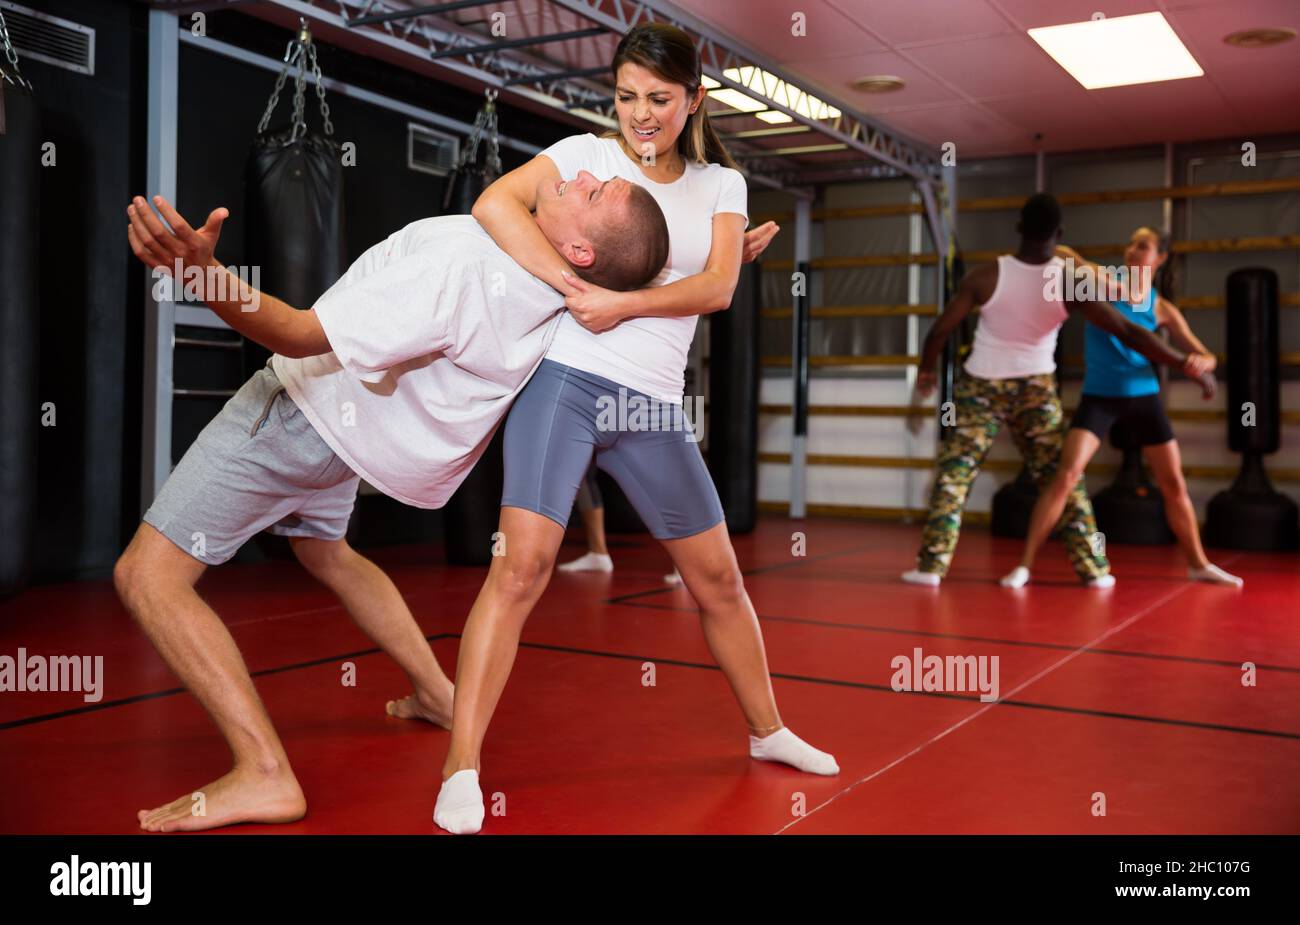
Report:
272,215,563,509
539,133,749,403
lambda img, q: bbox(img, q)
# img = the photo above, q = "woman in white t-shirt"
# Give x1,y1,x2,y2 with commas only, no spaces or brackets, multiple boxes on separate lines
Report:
433,23,837,834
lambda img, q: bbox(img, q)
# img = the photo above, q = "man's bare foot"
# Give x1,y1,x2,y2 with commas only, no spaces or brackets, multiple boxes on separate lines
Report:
137,765,305,833
386,681,453,729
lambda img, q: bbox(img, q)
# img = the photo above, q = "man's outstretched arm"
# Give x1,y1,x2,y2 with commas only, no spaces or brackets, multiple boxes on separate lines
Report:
127,195,331,359
1073,298,1216,399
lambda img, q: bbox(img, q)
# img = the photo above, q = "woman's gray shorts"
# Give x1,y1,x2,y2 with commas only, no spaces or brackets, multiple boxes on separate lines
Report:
501,360,724,541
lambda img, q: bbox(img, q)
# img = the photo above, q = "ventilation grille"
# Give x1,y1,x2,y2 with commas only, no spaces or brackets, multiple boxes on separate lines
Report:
0,1,94,77
408,122,458,177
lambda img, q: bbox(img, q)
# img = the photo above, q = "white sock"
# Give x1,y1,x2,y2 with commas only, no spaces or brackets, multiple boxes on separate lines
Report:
1189,563,1244,587
434,769,484,835
749,727,839,776
1085,574,1116,589
663,569,682,586
556,551,613,573
1000,566,1030,589
901,569,941,586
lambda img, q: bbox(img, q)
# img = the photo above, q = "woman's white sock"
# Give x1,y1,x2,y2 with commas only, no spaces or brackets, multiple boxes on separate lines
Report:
434,769,484,835
1084,574,1116,589
749,727,839,775
1189,563,1244,587
1000,566,1030,588
556,552,613,573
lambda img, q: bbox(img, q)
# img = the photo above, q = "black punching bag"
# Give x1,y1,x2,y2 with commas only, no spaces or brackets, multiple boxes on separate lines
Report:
708,261,761,533
244,23,344,357
441,93,504,566
0,79,40,597
1204,268,1299,550
1091,415,1176,545
244,129,343,318
990,467,1037,538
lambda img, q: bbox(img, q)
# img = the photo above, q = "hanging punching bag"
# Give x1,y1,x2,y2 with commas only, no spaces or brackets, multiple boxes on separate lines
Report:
442,91,506,567
1204,268,1298,550
708,262,761,533
245,21,344,560
245,20,343,334
0,56,40,597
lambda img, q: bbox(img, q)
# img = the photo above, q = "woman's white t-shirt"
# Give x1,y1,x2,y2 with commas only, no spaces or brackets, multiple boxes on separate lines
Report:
539,133,749,403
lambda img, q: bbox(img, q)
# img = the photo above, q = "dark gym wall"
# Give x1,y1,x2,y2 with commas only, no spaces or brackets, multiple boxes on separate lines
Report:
22,0,147,582
17,1,577,583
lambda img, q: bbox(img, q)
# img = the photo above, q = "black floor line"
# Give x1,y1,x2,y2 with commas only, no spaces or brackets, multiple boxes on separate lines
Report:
506,639,1300,741
0,634,454,731
6,630,1294,741
612,599,1300,675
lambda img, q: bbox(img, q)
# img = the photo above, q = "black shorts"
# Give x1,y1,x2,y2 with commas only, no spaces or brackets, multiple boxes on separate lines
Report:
1070,392,1175,446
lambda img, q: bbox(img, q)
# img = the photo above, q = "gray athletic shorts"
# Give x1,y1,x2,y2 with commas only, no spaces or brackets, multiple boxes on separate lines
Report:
501,359,724,540
143,364,359,565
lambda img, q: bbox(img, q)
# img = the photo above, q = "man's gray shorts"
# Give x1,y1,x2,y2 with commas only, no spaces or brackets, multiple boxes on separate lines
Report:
143,365,359,565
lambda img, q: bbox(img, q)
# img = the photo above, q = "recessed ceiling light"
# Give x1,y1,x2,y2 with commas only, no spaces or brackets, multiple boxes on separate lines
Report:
852,75,905,93
1028,12,1203,89
756,110,794,124
1223,27,1295,48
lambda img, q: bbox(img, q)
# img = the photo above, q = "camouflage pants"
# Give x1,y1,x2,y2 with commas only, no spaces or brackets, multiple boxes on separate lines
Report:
916,372,1109,580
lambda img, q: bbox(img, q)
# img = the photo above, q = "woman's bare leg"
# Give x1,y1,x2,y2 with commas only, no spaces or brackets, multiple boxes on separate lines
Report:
1013,428,1101,573
443,506,566,777
663,522,837,774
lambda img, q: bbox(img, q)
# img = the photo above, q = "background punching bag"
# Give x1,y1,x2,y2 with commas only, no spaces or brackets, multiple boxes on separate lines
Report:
244,22,344,559
1091,415,1176,545
441,91,505,567
708,261,761,533
0,67,40,598
1204,268,1299,550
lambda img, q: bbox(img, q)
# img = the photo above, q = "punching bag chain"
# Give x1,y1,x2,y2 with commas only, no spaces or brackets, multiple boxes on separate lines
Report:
457,87,502,177
0,7,31,91
256,17,334,140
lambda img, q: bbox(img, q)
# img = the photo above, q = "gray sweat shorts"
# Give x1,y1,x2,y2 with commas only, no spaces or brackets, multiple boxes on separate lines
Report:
143,364,359,565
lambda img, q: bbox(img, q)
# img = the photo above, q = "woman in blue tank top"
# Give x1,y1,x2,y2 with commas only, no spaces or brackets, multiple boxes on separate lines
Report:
1003,227,1243,588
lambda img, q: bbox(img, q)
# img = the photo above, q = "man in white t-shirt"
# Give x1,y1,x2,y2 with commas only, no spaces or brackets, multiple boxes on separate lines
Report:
115,175,669,833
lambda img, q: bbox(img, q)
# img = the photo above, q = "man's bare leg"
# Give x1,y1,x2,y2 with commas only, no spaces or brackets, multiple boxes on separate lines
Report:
114,524,305,832
288,536,454,726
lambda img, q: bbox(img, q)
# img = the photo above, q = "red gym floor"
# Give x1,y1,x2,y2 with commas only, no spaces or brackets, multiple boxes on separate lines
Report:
2,517,1298,835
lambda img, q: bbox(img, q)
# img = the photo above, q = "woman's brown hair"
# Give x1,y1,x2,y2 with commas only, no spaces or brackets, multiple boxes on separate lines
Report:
603,22,740,171
1134,226,1177,302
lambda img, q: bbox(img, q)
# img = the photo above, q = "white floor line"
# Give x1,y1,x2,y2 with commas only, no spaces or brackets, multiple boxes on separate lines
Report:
775,581,1197,834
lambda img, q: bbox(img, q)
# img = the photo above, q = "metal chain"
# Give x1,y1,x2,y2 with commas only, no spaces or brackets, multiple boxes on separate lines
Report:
290,41,307,140
256,39,296,135
0,6,32,91
309,43,334,136
254,18,333,139
458,88,501,176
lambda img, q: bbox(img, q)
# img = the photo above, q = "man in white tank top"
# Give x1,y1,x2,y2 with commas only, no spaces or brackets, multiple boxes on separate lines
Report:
902,194,1210,587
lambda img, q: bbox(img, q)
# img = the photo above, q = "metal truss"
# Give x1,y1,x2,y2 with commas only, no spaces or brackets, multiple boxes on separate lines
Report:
213,0,941,190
